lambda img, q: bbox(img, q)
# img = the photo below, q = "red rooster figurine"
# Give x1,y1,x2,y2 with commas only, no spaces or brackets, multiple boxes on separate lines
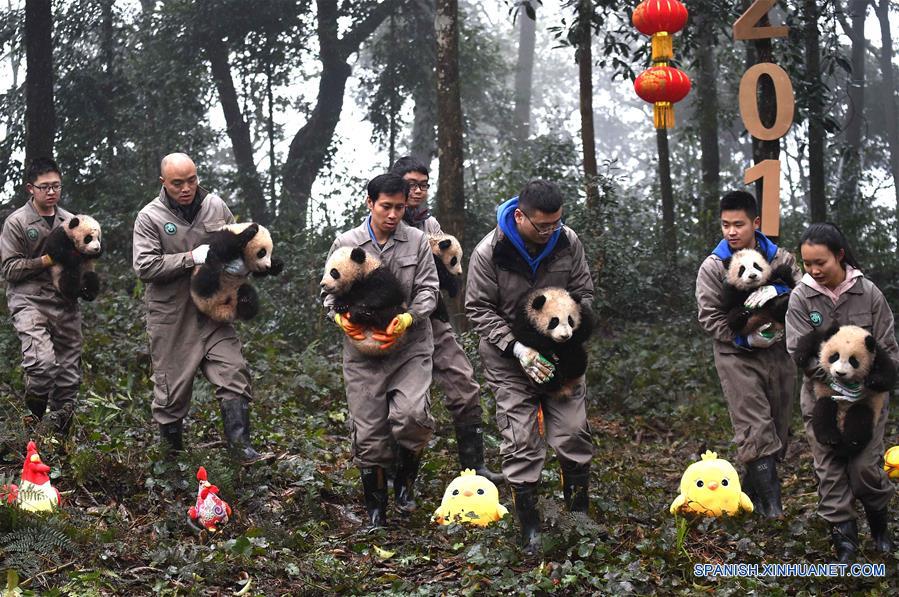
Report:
187,466,231,532
0,441,60,512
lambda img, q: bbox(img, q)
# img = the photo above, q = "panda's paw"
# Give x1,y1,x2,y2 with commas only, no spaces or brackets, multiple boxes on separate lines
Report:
236,284,259,320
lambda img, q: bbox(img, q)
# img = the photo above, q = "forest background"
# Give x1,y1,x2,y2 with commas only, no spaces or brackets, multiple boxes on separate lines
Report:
0,0,899,594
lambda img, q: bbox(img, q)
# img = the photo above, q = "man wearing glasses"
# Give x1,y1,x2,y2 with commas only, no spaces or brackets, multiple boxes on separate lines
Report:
1,157,83,436
389,156,503,485
132,152,264,463
466,179,594,554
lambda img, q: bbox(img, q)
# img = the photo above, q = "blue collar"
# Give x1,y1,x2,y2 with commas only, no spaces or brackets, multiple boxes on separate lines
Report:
712,230,778,262
496,197,562,275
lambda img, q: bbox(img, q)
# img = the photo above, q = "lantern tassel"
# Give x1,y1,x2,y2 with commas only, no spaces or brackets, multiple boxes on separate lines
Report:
651,32,673,62
653,102,675,129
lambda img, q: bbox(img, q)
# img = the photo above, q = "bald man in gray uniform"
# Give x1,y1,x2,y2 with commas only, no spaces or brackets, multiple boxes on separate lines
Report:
132,153,263,462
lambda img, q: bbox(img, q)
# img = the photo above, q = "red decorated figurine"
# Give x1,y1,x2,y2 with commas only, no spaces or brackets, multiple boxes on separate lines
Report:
187,466,232,532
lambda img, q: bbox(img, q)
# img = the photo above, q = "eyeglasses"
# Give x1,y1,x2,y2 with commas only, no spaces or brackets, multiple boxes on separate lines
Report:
407,181,430,191
31,183,62,193
522,211,563,236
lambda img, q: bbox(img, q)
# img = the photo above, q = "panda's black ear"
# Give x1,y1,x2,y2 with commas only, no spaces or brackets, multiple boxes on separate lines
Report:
865,335,876,353
531,295,546,310
68,218,80,229
722,257,732,269
438,239,452,251
350,247,366,264
822,324,840,342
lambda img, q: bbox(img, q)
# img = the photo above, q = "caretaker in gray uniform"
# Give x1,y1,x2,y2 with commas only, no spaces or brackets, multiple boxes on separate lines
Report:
389,156,503,485
132,152,262,463
466,179,594,554
322,172,439,528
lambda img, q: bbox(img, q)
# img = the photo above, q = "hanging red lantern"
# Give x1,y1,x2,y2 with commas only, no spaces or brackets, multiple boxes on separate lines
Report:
632,0,689,63
634,66,692,129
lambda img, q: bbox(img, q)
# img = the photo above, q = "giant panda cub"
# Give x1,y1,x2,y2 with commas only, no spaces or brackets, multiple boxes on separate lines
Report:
722,248,795,336
190,222,284,322
511,287,593,397
320,246,407,356
45,214,102,302
428,233,462,323
794,324,897,456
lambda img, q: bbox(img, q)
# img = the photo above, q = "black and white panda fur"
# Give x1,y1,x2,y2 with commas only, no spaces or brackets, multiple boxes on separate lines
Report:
794,324,897,457
320,246,407,356
428,233,462,323
511,287,593,397
190,222,284,322
722,248,795,335
44,214,102,302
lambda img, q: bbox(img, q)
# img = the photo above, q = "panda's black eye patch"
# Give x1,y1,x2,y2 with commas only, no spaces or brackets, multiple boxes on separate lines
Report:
568,316,574,327
548,317,559,329
738,265,746,277
257,248,267,258
828,353,839,364
849,356,859,368
84,235,93,244
450,256,458,266
330,268,340,280
753,262,763,271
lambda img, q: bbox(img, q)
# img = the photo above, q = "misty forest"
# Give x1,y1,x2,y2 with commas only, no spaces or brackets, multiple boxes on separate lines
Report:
1,0,899,594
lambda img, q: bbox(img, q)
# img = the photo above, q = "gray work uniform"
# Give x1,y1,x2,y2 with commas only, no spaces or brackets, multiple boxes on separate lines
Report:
0,201,81,405
132,188,253,425
695,247,800,464
323,220,440,468
465,227,595,484
785,276,899,523
407,214,482,424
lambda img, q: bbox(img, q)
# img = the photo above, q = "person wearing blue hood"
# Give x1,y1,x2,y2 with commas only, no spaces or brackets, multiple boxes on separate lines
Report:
465,179,594,555
695,190,801,518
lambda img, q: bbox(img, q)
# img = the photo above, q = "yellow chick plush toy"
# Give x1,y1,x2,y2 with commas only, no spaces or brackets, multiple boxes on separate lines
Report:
884,446,899,480
670,451,753,517
433,469,509,527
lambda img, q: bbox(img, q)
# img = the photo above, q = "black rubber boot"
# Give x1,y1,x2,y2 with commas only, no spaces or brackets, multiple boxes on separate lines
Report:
360,466,389,528
455,422,504,485
38,401,74,436
745,456,783,518
159,420,184,457
394,446,423,514
220,398,263,463
24,394,48,420
511,482,541,555
561,461,590,513
863,503,894,554
831,519,859,564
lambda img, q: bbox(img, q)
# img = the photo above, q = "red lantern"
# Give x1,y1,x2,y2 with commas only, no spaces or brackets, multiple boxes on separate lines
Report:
632,0,689,62
634,66,692,129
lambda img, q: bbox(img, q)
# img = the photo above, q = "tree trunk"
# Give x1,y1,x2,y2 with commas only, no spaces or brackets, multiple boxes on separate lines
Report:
836,0,867,209
281,0,398,227
873,0,899,255
434,0,465,239
100,0,118,165
24,0,54,165
513,2,536,152
695,11,720,247
804,0,826,222
202,32,269,224
657,129,677,264
410,0,437,164
577,0,599,209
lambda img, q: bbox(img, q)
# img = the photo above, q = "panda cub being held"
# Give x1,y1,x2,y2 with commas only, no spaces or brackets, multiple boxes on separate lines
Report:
44,214,102,302
320,246,407,356
190,222,283,322
428,233,462,323
722,248,795,336
794,324,897,457
511,287,593,397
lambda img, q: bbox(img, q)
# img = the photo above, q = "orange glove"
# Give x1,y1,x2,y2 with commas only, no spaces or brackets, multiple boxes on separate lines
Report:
372,313,413,350
335,313,366,341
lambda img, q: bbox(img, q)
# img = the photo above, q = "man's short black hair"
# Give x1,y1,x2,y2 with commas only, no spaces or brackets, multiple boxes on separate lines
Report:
720,190,758,219
26,157,61,184
390,156,429,178
518,179,563,214
367,172,409,202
